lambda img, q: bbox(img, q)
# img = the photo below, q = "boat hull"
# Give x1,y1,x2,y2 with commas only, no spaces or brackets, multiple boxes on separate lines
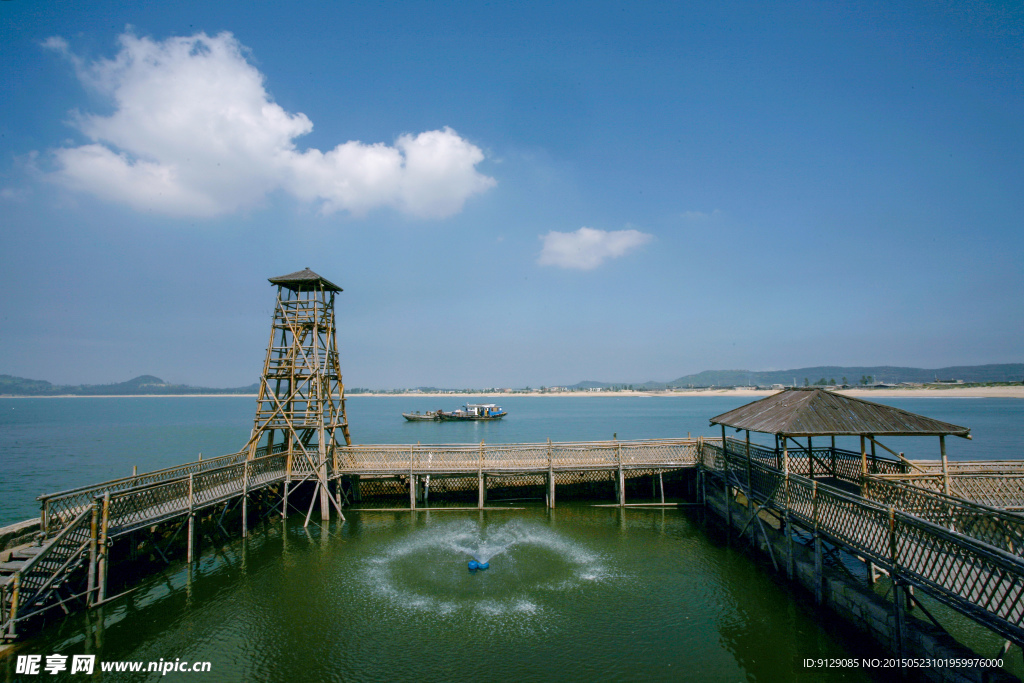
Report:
437,412,507,421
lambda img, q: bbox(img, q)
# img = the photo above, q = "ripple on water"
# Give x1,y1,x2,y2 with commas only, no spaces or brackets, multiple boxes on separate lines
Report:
359,519,611,626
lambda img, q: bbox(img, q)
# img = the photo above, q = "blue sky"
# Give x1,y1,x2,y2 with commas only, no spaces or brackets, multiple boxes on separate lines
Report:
1,1,1021,389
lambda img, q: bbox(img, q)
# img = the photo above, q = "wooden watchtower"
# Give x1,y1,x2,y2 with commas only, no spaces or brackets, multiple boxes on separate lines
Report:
244,268,351,523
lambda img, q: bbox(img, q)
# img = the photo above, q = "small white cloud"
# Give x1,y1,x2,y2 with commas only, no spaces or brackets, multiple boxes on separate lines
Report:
681,209,721,221
538,227,653,270
42,31,495,219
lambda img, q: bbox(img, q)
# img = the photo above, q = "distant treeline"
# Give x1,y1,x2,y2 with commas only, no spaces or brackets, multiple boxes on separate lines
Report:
621,364,1024,390
0,374,259,396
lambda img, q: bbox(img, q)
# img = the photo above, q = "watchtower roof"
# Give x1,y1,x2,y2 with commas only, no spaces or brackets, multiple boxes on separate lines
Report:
268,268,342,292
709,387,970,438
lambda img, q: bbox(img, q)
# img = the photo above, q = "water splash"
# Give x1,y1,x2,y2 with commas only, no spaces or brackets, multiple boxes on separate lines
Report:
360,519,609,622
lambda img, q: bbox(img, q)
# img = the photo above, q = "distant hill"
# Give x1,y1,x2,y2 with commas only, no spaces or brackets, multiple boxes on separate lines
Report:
666,364,1024,387
0,374,259,396
568,364,1024,389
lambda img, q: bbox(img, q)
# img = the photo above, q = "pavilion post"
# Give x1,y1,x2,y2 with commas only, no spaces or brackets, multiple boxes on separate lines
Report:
722,425,731,532
830,436,836,476
745,430,754,543
745,429,752,494
940,435,950,496
860,435,867,478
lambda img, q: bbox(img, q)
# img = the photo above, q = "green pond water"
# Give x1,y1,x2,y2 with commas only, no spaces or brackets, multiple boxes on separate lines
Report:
5,506,881,682
4,396,1024,681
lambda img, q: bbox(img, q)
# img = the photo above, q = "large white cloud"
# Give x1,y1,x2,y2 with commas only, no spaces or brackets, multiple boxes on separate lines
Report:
537,227,652,270
44,32,495,218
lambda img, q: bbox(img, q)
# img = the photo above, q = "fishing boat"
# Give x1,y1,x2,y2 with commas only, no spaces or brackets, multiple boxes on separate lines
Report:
438,403,507,421
402,410,442,421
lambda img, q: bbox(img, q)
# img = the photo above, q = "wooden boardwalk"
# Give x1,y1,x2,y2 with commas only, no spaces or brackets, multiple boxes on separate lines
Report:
2,438,698,638
6,435,1024,652
701,439,1024,646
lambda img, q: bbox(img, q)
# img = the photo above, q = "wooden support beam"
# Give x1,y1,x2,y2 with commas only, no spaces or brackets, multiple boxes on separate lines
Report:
187,474,195,563
940,435,950,496
97,493,110,604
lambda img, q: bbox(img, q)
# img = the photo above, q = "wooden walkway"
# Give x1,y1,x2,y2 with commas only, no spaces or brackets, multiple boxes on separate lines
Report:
7,435,1024,650
2,438,698,638
701,439,1024,645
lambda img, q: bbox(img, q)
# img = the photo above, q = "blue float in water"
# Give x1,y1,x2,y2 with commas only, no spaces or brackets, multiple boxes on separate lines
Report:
478,562,489,570
467,560,480,571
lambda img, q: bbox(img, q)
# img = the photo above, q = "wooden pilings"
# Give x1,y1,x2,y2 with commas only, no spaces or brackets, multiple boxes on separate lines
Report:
812,480,822,604
86,502,99,605
187,474,196,563
97,493,110,604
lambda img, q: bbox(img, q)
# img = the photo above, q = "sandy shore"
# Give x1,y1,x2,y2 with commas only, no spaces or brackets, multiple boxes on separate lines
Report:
353,387,1024,399
2,387,1022,399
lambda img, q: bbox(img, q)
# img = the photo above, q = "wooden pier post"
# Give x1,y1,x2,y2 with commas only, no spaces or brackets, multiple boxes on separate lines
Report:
744,430,754,544
808,436,814,479
830,436,836,477
242,461,249,537
785,472,794,580
889,507,905,658
615,439,625,507
409,443,416,510
547,439,555,509
319,447,330,522
697,437,706,510
187,474,195,564
723,433,732,533
812,481,822,604
282,450,292,520
860,435,867,478
86,501,99,605
97,493,110,604
940,435,950,496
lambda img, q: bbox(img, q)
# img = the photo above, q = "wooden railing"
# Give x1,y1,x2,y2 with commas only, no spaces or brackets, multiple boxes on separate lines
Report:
38,443,286,537
3,505,95,639
702,441,1024,643
870,467,1024,511
862,476,1024,560
715,437,906,482
334,438,699,474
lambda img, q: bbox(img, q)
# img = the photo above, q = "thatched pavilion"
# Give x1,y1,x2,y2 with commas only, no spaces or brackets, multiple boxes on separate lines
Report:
708,387,971,492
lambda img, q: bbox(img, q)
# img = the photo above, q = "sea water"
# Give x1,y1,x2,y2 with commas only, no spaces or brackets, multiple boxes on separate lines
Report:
1,396,1022,681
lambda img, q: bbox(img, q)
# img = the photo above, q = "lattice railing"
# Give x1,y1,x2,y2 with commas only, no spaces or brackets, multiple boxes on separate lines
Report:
870,472,1024,511
718,437,906,481
334,438,698,474
3,505,94,637
863,477,1024,560
104,452,290,535
700,440,1024,643
38,443,286,537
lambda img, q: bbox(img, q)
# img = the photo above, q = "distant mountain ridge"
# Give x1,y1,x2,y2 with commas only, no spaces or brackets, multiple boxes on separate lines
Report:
0,374,259,396
2,363,1022,395
570,364,1024,390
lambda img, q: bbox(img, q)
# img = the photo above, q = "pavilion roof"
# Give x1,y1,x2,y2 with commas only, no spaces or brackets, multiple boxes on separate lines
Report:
268,268,342,292
709,388,970,438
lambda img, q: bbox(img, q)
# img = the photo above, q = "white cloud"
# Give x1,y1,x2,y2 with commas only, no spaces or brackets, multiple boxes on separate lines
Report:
537,227,653,270
43,31,495,218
